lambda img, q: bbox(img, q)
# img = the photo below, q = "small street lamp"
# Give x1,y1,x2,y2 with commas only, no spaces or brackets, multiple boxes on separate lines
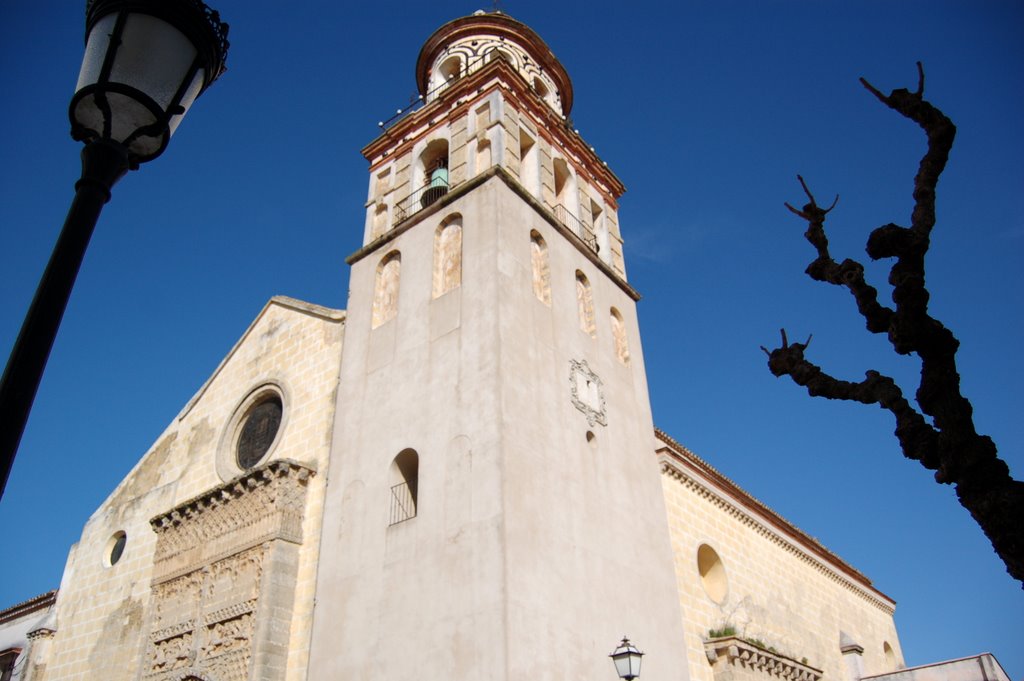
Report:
610,636,644,680
0,0,229,500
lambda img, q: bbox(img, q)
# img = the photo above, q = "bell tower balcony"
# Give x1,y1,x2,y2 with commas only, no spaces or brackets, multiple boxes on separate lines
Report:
360,11,628,281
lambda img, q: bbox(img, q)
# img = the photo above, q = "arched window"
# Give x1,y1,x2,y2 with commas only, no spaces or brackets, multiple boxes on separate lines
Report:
433,215,463,298
530,231,551,305
389,449,419,525
610,307,630,365
433,55,463,95
486,47,516,67
553,157,579,220
553,158,571,204
372,251,401,329
575,271,595,337
417,139,450,208
533,76,549,100
590,198,604,243
519,127,540,197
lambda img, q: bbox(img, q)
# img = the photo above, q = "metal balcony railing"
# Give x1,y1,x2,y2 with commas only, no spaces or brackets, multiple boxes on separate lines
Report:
394,178,450,225
389,482,416,526
378,52,491,130
554,203,597,253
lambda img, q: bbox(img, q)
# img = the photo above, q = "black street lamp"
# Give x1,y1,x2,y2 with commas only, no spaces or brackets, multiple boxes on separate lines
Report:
0,0,229,500
610,636,644,680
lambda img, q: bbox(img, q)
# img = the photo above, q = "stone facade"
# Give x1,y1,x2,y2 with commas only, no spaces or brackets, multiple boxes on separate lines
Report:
3,11,953,681
657,431,903,681
34,298,343,681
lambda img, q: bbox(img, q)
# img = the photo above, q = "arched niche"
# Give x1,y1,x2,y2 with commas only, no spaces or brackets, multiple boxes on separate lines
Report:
530,230,551,305
372,251,401,329
575,270,595,337
433,214,463,298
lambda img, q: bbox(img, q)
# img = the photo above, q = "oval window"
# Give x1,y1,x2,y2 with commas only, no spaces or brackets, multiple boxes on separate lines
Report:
104,531,127,567
697,544,728,604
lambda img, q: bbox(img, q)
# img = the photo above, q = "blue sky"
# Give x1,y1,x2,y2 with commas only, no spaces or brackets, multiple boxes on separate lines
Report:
1,0,1021,676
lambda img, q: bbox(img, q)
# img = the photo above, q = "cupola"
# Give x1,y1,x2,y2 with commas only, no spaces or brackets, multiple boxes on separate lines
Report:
415,10,574,115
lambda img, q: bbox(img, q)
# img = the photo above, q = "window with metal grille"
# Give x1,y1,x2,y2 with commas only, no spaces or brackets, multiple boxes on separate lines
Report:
388,449,419,526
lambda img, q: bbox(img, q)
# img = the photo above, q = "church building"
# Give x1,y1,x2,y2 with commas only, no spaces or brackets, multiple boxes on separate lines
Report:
4,10,1005,681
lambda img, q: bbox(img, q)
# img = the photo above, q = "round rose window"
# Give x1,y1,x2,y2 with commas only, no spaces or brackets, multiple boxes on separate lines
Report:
236,395,283,469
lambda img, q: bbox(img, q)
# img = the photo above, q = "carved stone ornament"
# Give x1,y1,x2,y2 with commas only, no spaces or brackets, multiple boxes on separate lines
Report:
142,459,315,681
703,636,822,681
150,459,314,584
569,359,607,427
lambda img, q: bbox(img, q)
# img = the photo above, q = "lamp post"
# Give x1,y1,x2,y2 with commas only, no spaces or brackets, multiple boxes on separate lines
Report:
610,636,644,680
0,0,229,500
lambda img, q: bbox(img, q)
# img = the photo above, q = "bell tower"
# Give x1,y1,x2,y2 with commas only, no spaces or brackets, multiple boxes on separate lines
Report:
308,12,690,680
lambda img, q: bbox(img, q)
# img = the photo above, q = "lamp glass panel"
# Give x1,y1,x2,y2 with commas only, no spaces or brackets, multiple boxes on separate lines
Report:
70,96,106,139
109,13,198,110
613,655,631,678
108,92,163,156
76,13,118,91
167,68,205,136
71,89,162,155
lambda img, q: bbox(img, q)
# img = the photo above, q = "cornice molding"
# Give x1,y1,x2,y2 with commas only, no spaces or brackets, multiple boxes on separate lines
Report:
0,590,57,625
347,167,641,302
149,459,315,585
363,59,625,199
657,435,896,615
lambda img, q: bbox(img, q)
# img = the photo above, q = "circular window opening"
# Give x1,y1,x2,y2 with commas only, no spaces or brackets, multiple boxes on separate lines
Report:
236,394,283,469
586,430,597,447
104,531,127,567
697,544,728,604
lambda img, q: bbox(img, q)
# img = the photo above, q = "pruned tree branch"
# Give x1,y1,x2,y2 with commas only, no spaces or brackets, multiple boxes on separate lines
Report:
765,65,1024,586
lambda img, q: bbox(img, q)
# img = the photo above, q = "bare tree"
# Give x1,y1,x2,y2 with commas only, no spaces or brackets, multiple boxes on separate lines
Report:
762,63,1024,586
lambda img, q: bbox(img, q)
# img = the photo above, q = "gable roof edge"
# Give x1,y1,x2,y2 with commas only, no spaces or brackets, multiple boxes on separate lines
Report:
176,296,345,422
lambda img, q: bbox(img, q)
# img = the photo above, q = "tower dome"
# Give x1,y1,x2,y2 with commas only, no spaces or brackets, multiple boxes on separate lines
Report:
416,11,574,115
